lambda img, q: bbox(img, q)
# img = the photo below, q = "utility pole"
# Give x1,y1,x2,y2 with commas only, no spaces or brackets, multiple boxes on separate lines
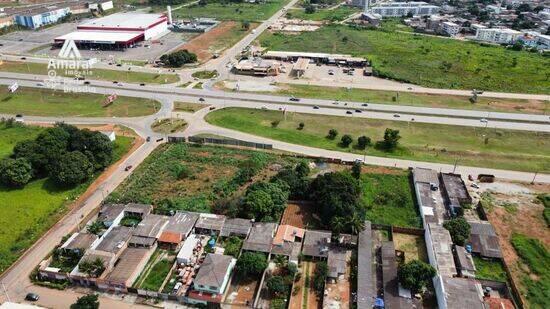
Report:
531,171,538,184
453,158,458,173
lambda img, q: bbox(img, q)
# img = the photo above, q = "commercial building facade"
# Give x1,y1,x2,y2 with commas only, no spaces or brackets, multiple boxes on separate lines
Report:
368,2,440,17
15,6,70,29
474,26,521,44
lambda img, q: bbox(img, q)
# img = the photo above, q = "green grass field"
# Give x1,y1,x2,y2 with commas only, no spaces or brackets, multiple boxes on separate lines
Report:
140,259,173,291
205,107,550,172
173,0,290,22
288,6,359,21
511,233,550,308
360,171,421,228
0,87,160,117
258,24,550,93
0,61,179,84
473,256,507,282
0,124,134,274
219,82,549,115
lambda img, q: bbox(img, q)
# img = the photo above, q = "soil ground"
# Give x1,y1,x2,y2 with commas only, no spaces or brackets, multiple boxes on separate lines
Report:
392,233,428,263
226,276,258,307
281,202,321,229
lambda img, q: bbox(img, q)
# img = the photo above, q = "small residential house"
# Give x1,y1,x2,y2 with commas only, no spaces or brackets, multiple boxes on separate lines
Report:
242,222,277,254
271,224,305,264
98,204,125,227
194,213,226,235
455,245,476,278
187,253,236,305
123,203,152,218
302,230,332,259
219,218,252,238
158,211,199,250
468,221,502,259
60,232,97,256
129,214,168,248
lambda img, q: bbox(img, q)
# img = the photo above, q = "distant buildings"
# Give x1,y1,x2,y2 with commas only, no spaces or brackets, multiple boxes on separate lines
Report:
474,25,521,44
368,2,440,17
441,21,461,36
15,6,71,29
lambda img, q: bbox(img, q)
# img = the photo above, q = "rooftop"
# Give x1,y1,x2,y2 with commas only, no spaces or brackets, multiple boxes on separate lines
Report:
95,226,132,254
98,203,125,223
381,241,416,308
273,224,305,246
302,230,332,258
455,245,476,272
357,221,375,308
220,218,252,237
193,253,235,289
61,232,97,251
427,223,457,277
243,222,277,253
443,277,485,308
412,167,439,184
78,13,167,30
105,247,150,285
124,203,152,216
158,231,182,244
164,211,199,237
132,214,168,239
55,31,143,43
327,247,347,278
195,213,226,231
468,221,502,258
441,173,471,205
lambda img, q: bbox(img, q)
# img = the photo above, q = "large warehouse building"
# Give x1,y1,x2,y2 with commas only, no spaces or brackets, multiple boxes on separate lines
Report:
54,12,168,50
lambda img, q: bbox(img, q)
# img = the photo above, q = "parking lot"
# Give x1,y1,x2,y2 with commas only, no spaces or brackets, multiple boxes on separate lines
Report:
0,22,193,62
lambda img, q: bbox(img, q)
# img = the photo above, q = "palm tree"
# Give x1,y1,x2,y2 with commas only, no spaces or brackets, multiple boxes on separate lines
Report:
331,217,346,240
349,213,365,236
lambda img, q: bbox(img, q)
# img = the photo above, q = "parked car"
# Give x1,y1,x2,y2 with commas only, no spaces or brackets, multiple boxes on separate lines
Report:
471,183,480,189
328,70,334,75
332,101,339,105
140,83,146,86
84,81,91,85
25,293,39,301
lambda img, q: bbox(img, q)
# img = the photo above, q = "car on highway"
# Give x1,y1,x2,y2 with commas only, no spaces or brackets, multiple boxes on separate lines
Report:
209,106,216,110
113,81,118,84
480,118,488,123
289,97,300,102
407,87,413,90
328,70,334,75
117,83,123,87
355,109,362,113
346,111,353,115
261,106,268,110
313,105,320,109
393,114,401,118
15,114,24,122
36,82,45,87
124,165,133,171
198,98,205,102
332,101,339,105
25,293,39,301
84,81,91,85
20,57,26,60
361,103,368,107
140,83,146,86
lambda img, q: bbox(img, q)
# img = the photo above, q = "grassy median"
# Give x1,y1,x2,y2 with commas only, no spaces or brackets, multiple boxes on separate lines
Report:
0,87,160,117
0,61,179,84
205,107,550,172
219,82,549,115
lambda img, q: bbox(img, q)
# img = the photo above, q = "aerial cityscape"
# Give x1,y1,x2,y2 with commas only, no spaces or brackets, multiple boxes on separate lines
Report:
0,0,548,308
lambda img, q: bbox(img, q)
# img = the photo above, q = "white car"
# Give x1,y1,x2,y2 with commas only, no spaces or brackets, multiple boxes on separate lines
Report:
480,118,488,123
471,183,480,189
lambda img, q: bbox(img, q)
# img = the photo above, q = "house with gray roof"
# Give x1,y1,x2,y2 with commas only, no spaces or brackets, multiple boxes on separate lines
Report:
194,213,226,235
220,218,252,237
357,221,375,308
98,204,125,227
468,221,502,259
242,222,277,253
188,253,236,305
129,214,168,248
302,230,332,258
123,203,152,218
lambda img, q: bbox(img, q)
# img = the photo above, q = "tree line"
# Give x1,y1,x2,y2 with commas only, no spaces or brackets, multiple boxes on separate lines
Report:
0,122,115,188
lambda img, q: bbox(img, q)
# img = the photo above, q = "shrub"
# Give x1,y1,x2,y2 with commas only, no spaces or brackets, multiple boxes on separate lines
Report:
398,260,436,293
443,217,471,246
0,157,32,188
340,134,353,147
236,252,267,278
327,129,338,139
357,136,371,149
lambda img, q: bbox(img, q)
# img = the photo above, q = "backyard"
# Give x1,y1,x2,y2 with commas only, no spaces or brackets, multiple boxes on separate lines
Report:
0,87,160,117
134,249,175,292
0,61,179,84
258,24,550,93
205,107,550,172
173,0,290,22
360,171,421,228
217,82,550,115
0,123,135,274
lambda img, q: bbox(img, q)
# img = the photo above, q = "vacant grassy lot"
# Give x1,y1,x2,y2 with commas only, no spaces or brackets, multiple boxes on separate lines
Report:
140,258,173,291
0,61,179,84
173,102,209,113
0,122,43,158
360,171,421,228
151,118,187,134
258,24,550,93
473,256,507,282
106,143,286,214
192,70,218,79
220,82,549,115
0,125,134,274
173,0,290,22
206,108,550,172
511,233,550,308
0,87,160,117
288,6,359,21
393,233,428,262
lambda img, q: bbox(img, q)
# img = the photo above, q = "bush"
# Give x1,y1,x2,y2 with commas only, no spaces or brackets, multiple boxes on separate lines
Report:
357,136,371,149
267,276,287,295
298,122,305,130
271,120,280,128
236,252,267,278
327,129,338,139
49,151,93,186
0,157,32,187
340,134,353,147
160,49,197,67
312,261,328,295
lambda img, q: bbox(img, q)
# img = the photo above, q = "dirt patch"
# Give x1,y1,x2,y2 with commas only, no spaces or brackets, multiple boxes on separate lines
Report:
180,21,242,63
281,202,320,229
226,276,258,307
392,233,428,263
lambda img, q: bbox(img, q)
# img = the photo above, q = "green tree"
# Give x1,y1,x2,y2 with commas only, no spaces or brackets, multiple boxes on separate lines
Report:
357,136,371,149
242,181,290,222
79,258,105,278
236,252,267,278
270,163,310,199
398,260,436,293
309,172,364,230
242,21,251,30
340,134,353,147
443,217,471,246
70,294,99,309
351,161,362,179
49,151,93,186
160,50,197,67
87,221,104,235
267,276,287,295
327,129,338,139
312,261,328,294
305,4,316,14
380,128,401,151
0,157,32,188
12,139,47,175
69,129,113,170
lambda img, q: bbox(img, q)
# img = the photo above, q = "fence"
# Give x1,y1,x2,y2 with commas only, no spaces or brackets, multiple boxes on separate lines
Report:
168,136,273,150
